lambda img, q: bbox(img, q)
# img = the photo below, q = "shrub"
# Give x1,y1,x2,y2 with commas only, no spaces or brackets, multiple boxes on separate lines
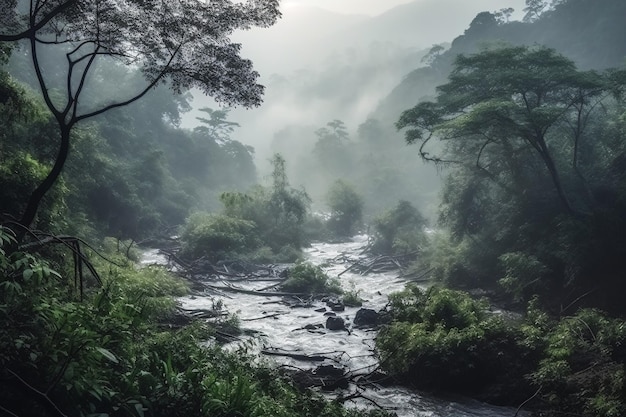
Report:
342,287,364,307
529,308,626,417
0,228,388,417
281,262,342,294
376,286,534,402
180,212,260,261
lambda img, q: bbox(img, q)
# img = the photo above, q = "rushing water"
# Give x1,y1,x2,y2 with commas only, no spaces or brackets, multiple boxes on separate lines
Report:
142,236,526,417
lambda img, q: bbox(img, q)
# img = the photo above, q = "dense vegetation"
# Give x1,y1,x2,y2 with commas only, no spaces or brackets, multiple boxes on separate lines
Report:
373,1,626,414
3,0,626,415
377,286,626,416
0,226,389,417
398,44,626,313
180,154,311,263
1,64,260,240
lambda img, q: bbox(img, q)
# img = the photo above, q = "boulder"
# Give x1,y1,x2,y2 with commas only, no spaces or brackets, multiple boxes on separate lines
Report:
326,316,346,331
353,308,379,327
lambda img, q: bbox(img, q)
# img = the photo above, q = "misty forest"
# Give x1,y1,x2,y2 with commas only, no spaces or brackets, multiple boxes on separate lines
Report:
2,0,626,416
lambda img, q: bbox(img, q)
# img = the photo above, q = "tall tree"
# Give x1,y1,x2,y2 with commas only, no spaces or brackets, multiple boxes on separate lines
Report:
397,45,613,215
0,0,280,237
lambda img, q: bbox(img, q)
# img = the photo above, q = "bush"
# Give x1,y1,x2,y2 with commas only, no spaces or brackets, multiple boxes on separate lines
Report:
281,262,342,294
376,286,534,402
180,212,260,261
342,287,364,307
0,227,388,417
530,308,626,417
370,200,427,255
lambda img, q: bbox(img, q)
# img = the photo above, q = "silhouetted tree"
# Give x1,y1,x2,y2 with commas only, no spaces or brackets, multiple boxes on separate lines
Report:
0,0,280,237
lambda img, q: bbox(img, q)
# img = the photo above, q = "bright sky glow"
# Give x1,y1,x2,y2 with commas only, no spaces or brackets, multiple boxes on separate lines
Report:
281,0,416,16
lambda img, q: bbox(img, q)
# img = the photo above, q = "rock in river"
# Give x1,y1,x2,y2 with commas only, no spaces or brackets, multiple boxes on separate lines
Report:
353,308,379,327
325,316,346,331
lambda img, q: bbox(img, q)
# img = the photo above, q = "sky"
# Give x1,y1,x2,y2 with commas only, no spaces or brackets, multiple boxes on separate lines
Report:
281,0,416,16
280,0,525,18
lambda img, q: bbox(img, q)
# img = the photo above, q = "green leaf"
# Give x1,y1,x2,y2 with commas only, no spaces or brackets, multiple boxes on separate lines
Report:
96,347,119,364
22,269,33,280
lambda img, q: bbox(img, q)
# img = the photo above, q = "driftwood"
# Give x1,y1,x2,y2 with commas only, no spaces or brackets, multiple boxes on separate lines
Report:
338,252,418,277
242,312,287,321
204,284,309,297
262,349,329,362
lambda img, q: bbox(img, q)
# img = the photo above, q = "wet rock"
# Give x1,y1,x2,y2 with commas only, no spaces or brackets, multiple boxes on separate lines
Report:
326,316,345,331
304,323,323,330
354,308,379,327
314,365,349,390
323,311,336,317
315,364,345,377
284,366,348,391
314,307,326,312
326,299,345,312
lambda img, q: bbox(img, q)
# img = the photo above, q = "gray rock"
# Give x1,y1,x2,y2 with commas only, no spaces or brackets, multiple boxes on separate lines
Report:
325,316,346,331
354,308,379,327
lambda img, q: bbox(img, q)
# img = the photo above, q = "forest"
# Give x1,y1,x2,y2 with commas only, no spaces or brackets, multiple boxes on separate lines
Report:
1,0,626,416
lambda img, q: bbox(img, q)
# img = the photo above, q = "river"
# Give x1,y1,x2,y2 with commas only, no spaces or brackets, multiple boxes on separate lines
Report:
142,235,526,417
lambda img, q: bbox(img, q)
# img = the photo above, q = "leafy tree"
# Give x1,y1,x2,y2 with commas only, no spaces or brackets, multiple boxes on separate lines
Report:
397,45,616,216
494,7,514,24
523,0,551,22
370,200,427,256
421,44,445,66
0,0,280,237
313,119,353,177
195,107,241,143
398,45,626,309
325,180,364,238
216,154,311,259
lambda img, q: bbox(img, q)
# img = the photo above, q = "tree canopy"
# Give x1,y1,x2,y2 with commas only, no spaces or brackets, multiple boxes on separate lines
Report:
397,45,624,215
0,0,280,235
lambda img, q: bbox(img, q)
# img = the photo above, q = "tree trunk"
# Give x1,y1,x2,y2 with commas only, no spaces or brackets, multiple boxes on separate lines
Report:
17,126,70,240
538,139,574,215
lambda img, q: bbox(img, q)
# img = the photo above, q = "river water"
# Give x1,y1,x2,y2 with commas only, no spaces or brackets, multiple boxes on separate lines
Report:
142,235,525,417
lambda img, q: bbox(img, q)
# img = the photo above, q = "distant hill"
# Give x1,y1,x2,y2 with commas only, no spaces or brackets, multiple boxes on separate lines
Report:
375,0,626,126
329,0,524,50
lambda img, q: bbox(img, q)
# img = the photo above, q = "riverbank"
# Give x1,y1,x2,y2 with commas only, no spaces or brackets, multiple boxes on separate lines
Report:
154,235,529,417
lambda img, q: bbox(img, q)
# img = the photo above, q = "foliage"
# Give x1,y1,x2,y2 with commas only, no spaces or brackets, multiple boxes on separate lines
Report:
0,0,280,235
180,212,260,262
376,285,532,401
397,44,626,311
369,200,427,255
529,308,626,417
210,153,311,262
325,180,364,238
0,226,386,417
313,120,353,178
378,284,626,412
0,60,261,240
281,262,342,295
342,283,364,307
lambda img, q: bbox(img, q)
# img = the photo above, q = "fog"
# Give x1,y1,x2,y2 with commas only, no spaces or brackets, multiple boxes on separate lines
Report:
181,0,525,164
177,0,525,219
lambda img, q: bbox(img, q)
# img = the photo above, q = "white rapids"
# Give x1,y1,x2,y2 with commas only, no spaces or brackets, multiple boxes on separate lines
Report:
143,235,527,417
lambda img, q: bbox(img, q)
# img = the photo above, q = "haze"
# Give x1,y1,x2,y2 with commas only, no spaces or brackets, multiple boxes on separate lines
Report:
182,0,525,165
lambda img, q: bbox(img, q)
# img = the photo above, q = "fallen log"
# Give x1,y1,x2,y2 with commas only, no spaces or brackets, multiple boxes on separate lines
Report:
242,312,287,321
261,349,328,362
204,284,309,297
